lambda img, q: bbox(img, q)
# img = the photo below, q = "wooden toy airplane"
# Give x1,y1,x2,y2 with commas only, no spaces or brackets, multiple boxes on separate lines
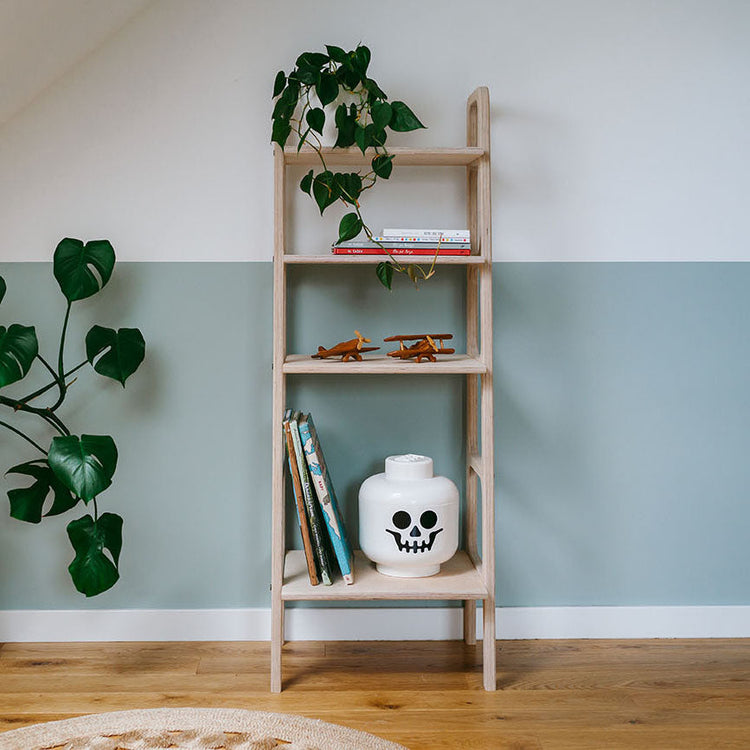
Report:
312,330,380,362
384,333,455,363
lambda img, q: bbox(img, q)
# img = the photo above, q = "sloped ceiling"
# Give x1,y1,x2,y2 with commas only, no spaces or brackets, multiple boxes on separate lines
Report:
0,0,153,126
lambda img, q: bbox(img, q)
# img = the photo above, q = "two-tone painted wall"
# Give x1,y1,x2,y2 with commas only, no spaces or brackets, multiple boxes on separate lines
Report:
1,0,748,639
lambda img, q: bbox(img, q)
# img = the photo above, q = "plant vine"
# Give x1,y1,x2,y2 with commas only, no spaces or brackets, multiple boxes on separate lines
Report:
271,44,431,289
0,238,145,597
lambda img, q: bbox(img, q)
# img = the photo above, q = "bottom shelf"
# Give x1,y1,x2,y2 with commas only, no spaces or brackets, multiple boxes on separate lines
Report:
281,549,489,601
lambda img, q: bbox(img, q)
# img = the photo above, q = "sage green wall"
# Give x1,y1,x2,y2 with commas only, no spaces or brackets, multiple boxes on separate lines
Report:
1,261,749,609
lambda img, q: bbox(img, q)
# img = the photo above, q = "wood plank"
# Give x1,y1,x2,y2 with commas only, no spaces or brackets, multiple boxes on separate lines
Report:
271,142,287,693
282,354,487,375
282,550,490,600
283,253,486,265
283,146,486,167
1,640,748,750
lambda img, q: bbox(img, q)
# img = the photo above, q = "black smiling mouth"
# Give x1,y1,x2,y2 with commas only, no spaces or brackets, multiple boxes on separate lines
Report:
386,528,443,553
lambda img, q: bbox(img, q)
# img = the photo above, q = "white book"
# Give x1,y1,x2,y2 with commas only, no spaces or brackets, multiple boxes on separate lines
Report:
382,228,470,239
371,235,469,244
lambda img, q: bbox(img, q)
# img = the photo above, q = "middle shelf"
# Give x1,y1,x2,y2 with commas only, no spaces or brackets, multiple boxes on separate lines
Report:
282,354,487,375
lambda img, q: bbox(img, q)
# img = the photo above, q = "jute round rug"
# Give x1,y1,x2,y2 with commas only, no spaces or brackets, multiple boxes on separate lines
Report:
0,707,408,750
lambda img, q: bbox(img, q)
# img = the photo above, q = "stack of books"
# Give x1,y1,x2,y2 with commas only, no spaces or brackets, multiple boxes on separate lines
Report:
333,228,471,256
283,410,354,586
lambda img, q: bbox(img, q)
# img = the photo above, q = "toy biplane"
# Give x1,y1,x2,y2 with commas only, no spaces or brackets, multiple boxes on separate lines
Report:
384,333,455,363
311,330,380,362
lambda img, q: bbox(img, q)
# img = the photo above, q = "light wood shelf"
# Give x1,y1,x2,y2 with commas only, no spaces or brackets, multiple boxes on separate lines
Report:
271,87,496,692
283,354,487,375
283,253,486,265
284,146,485,167
282,550,488,601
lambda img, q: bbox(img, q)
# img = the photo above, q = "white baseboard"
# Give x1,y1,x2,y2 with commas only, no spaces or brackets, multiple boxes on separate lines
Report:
1,605,748,643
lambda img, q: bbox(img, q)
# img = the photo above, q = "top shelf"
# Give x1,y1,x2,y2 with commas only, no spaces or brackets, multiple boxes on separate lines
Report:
283,146,486,167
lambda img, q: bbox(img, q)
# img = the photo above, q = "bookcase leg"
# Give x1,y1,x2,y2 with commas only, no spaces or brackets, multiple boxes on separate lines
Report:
463,599,477,645
270,599,283,693
482,598,497,691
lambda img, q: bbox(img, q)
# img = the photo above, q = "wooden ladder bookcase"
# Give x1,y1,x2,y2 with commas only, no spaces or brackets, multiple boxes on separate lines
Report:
271,86,495,692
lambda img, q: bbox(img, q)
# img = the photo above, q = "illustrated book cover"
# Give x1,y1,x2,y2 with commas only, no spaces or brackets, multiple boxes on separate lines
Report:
298,414,354,584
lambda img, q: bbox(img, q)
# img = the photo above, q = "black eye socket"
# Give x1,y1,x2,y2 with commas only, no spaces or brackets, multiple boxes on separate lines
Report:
392,511,411,529
420,510,438,529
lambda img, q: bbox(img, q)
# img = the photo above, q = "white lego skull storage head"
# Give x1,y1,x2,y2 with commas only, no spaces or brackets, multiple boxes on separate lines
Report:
359,455,459,577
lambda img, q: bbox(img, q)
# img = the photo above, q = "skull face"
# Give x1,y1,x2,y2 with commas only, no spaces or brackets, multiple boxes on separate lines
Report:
386,509,443,553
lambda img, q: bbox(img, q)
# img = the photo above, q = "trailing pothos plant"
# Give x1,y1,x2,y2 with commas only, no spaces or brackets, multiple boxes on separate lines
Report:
271,44,431,290
0,238,145,597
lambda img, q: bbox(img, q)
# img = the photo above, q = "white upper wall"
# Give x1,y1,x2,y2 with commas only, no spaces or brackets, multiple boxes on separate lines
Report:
0,0,153,125
0,0,748,262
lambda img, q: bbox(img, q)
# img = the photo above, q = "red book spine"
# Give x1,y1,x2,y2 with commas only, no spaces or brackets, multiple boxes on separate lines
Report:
332,247,471,256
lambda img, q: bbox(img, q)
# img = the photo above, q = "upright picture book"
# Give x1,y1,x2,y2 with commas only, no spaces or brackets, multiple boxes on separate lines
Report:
298,413,355,585
284,410,334,585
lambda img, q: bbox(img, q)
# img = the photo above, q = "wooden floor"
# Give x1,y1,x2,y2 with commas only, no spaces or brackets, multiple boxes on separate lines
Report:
0,639,749,748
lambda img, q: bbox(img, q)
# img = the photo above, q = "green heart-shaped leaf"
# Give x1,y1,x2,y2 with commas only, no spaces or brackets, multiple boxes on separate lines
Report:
353,45,371,76
371,101,392,131
376,261,394,290
364,78,388,102
0,276,6,304
337,213,362,243
334,172,362,205
272,70,286,97
389,101,425,132
271,117,292,148
354,124,367,154
337,63,361,90
0,324,38,388
333,103,356,148
67,513,123,597
7,461,79,523
306,107,325,135
316,73,338,107
365,123,386,148
296,52,328,70
272,96,295,121
325,45,348,64
312,171,339,214
53,238,115,302
48,434,118,503
85,325,145,386
372,154,394,179
294,66,319,85
300,169,314,195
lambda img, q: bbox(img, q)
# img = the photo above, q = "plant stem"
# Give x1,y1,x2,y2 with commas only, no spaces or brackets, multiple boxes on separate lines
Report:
0,419,48,454
0,396,70,436
51,301,72,411
37,354,59,381
43,410,71,436
20,360,88,406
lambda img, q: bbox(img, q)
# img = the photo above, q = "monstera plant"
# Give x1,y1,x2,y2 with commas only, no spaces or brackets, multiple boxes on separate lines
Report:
0,238,145,596
271,44,429,289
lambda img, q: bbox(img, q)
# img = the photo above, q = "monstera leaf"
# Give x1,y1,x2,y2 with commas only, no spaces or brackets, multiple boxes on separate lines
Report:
47,435,117,503
85,326,145,386
67,512,123,596
0,324,38,388
0,275,6,304
7,461,79,523
53,238,115,302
